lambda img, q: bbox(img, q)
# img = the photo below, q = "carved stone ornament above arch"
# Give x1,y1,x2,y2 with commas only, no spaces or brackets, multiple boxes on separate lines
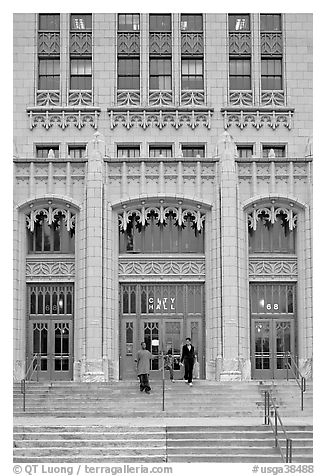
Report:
116,199,209,232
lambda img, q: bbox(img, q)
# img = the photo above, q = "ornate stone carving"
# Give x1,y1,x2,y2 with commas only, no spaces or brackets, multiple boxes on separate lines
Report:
109,109,212,130
149,90,173,106
70,32,92,55
68,90,93,106
117,32,140,55
181,33,204,55
229,91,253,107
261,91,285,107
149,32,172,55
38,32,60,55
25,205,76,232
27,110,99,130
222,109,293,130
36,91,60,106
260,32,283,55
249,258,297,278
26,259,75,281
229,32,251,55
180,90,205,106
118,203,205,232
247,205,297,231
119,258,205,281
116,91,140,107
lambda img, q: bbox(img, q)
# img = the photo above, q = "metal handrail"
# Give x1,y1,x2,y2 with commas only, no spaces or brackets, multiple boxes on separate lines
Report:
20,354,40,412
286,352,306,411
264,390,292,463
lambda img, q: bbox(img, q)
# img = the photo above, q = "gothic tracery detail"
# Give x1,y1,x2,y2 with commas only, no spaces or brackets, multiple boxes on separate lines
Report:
247,205,297,231
25,206,76,232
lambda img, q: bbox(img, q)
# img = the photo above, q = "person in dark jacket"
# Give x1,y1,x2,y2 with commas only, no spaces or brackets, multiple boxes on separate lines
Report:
180,337,196,386
135,342,153,394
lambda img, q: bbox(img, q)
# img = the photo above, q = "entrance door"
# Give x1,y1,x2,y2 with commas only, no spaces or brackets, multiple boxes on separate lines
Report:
28,320,73,381
251,318,295,379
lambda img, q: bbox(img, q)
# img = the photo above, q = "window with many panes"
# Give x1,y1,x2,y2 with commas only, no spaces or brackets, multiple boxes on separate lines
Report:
262,145,286,158
149,146,172,158
68,145,86,159
70,14,92,90
236,145,253,158
36,145,59,159
118,58,140,89
228,14,251,91
38,14,60,91
182,145,205,158
260,14,283,91
149,14,171,31
149,59,172,90
181,59,203,89
118,13,140,31
117,146,140,158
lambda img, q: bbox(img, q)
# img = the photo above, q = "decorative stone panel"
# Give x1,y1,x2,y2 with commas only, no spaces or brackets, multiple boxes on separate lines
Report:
36,91,61,107
108,109,212,130
249,256,297,281
68,91,93,106
117,32,140,55
261,91,285,107
229,32,251,55
149,90,173,106
229,91,253,107
26,257,75,282
70,32,92,55
116,91,141,106
260,32,283,55
181,33,204,55
119,257,205,282
149,33,172,55
180,90,205,106
38,32,60,55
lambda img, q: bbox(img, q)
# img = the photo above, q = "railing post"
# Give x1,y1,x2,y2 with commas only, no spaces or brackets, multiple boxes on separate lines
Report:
301,376,305,411
21,379,26,412
286,352,289,381
37,354,40,382
289,439,292,463
161,351,165,412
264,391,269,425
274,410,278,447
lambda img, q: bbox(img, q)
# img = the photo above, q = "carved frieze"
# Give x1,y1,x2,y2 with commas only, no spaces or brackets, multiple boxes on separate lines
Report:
222,109,293,130
229,32,251,55
119,257,205,281
149,32,172,55
249,257,297,279
38,32,60,55
70,32,92,55
260,32,283,55
27,109,100,130
26,259,75,281
117,32,140,55
181,33,204,55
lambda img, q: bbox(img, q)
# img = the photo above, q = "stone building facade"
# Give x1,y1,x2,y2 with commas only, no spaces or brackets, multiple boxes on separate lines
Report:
13,13,313,382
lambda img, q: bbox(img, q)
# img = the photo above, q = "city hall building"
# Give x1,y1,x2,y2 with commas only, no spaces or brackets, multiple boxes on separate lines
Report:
13,13,313,383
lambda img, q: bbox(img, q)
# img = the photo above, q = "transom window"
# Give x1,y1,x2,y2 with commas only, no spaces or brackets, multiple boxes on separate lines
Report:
228,14,250,31
70,14,92,30
29,285,73,316
181,59,203,89
118,14,140,31
38,59,60,90
120,212,204,254
28,213,75,253
249,212,295,253
36,145,59,159
118,58,140,90
149,14,171,31
117,146,140,158
182,145,205,158
250,284,294,314
260,14,282,31
149,58,172,90
39,14,60,31
180,14,203,31
149,146,172,158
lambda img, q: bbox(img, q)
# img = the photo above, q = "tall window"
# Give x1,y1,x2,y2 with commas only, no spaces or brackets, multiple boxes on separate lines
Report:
228,14,251,91
70,14,92,91
149,59,172,90
118,58,140,89
38,14,60,91
181,59,203,89
249,212,295,253
260,14,283,91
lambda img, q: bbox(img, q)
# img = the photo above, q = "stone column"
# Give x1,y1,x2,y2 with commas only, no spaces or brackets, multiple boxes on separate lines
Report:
81,132,105,382
218,131,241,380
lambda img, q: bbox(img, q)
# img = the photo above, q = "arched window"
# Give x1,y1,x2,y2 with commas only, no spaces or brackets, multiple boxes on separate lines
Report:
248,208,296,253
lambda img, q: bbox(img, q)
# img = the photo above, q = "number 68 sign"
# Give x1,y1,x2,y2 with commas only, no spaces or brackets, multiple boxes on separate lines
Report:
266,303,279,311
